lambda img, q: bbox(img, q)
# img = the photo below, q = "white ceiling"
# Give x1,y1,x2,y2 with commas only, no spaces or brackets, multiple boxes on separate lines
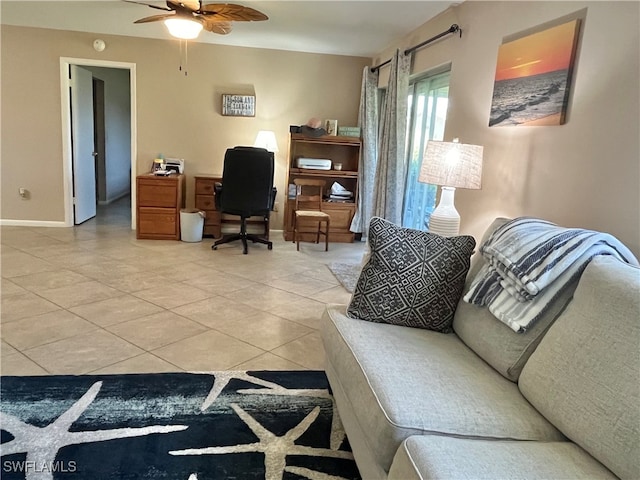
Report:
0,1,457,57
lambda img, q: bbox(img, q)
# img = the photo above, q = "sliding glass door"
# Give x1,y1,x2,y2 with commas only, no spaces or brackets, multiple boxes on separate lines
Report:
402,71,450,230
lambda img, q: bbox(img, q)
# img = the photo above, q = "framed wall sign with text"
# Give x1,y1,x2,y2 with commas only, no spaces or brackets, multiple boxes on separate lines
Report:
221,94,256,117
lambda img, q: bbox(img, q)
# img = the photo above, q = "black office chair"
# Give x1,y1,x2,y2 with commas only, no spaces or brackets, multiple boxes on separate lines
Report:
212,146,276,254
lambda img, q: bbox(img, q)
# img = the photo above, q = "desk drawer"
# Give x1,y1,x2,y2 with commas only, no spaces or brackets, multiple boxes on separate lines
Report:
196,194,216,211
323,204,355,230
203,225,221,237
195,178,218,195
137,181,178,208
204,211,221,226
137,207,178,238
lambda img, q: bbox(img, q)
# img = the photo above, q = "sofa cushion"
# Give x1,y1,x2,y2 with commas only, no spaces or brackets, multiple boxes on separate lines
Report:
347,217,475,332
453,217,577,381
388,435,617,480
322,304,564,474
519,256,640,480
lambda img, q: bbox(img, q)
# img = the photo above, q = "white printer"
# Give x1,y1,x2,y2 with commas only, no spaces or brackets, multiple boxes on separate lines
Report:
296,157,332,170
164,158,185,174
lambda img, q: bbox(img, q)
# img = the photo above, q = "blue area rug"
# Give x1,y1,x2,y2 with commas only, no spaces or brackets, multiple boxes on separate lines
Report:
0,371,360,479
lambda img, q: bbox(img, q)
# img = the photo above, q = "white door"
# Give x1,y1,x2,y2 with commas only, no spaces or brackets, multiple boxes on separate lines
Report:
70,65,97,224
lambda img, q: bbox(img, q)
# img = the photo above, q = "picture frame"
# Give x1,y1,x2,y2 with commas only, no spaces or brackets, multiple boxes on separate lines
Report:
325,119,338,136
489,18,581,127
221,94,256,117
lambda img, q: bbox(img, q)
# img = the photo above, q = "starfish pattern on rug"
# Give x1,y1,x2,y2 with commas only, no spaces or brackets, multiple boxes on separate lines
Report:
171,403,354,480
0,381,188,480
200,371,347,450
239,385,345,451
285,466,350,480
199,371,286,411
185,467,346,480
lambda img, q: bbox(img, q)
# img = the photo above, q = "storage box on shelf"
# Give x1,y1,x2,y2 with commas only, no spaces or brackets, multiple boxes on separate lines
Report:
337,126,361,137
136,173,185,240
284,133,361,243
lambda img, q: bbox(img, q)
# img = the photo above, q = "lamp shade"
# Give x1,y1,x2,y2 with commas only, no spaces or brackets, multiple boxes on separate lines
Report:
164,18,203,40
419,140,483,189
254,130,279,153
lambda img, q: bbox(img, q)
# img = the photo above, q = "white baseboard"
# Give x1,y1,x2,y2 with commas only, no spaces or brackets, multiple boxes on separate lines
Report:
98,190,131,206
0,219,69,228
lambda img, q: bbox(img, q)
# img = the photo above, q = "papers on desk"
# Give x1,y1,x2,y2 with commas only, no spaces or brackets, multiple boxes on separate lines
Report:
328,182,353,202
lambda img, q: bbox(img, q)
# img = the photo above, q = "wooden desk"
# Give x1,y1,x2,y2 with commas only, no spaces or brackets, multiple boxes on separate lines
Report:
194,174,270,239
194,175,223,238
136,173,185,240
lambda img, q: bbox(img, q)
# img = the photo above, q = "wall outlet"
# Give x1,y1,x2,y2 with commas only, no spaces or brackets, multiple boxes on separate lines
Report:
273,202,280,212
19,187,29,199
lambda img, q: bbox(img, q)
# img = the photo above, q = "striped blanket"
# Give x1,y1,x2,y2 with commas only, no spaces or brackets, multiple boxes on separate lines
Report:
463,217,638,332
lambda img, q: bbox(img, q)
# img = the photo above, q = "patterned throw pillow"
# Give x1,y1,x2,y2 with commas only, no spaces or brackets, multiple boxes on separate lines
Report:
347,217,476,333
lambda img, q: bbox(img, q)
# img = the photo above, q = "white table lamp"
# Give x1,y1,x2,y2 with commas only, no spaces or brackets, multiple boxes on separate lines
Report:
418,138,483,237
254,130,279,153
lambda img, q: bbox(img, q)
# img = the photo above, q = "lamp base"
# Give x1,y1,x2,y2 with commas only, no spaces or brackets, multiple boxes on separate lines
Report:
428,186,460,237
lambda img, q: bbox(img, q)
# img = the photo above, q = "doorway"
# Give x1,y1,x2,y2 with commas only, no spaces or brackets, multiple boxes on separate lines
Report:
60,58,137,229
93,77,106,208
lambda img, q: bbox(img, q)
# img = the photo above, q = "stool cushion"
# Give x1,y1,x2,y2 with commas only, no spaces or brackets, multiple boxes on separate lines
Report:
296,210,330,218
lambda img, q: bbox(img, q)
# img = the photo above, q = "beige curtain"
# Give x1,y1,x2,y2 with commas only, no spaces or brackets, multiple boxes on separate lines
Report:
372,49,411,225
350,66,380,237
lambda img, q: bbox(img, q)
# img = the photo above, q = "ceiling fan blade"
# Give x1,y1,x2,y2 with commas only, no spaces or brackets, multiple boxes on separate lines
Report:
134,12,175,23
202,18,233,35
167,1,200,11
199,3,268,21
123,0,172,11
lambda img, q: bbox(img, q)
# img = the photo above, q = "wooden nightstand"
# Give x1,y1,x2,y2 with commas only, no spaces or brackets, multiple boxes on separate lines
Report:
136,173,185,240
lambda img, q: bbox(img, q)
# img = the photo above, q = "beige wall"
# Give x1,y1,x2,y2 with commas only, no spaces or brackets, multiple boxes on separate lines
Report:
376,1,639,256
0,25,369,229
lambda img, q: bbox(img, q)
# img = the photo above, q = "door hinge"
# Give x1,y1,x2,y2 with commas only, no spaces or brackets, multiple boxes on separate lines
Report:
72,197,77,205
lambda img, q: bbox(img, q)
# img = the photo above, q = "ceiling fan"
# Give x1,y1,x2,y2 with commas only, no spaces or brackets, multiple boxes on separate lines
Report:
125,1,268,39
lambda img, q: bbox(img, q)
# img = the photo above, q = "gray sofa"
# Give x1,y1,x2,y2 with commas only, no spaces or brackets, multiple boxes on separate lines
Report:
321,220,639,479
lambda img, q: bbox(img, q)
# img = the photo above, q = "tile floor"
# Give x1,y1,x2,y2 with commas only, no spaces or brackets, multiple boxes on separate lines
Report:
1,197,365,375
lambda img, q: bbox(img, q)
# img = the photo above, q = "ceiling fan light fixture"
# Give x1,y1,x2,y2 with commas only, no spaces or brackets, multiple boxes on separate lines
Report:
164,18,203,39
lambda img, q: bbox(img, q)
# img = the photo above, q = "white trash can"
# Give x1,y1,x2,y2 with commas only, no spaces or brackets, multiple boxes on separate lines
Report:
180,209,205,242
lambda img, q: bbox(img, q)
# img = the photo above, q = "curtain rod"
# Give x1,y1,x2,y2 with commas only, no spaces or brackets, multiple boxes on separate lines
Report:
370,24,462,73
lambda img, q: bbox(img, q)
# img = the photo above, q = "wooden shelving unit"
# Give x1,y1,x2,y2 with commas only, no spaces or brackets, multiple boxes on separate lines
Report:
283,133,361,243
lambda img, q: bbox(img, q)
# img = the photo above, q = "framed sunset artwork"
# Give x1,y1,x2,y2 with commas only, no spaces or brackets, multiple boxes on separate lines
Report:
489,19,581,127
